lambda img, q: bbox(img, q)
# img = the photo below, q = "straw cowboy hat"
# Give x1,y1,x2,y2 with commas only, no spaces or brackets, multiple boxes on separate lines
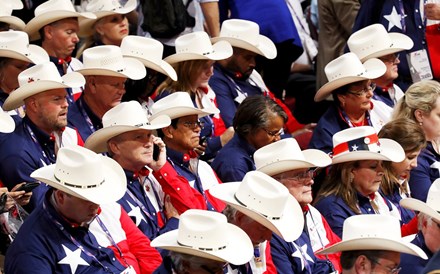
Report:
331,126,405,165
348,24,414,62
0,31,49,64
121,35,178,81
0,1,25,30
31,145,127,204
212,19,277,59
316,214,427,259
209,171,304,242
400,178,440,223
78,0,137,38
24,0,96,41
255,138,332,176
314,52,386,102
85,101,171,153
151,209,253,265
3,62,85,111
164,31,233,64
0,107,15,133
75,45,146,80
150,92,219,120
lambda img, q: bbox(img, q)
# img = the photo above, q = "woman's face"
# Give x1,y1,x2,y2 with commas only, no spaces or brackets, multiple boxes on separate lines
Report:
247,113,284,150
192,60,215,90
351,160,384,196
391,150,420,180
0,59,29,93
419,97,440,141
95,14,129,46
338,80,374,114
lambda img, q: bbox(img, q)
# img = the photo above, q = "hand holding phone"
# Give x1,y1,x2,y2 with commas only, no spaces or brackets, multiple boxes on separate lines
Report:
16,182,40,193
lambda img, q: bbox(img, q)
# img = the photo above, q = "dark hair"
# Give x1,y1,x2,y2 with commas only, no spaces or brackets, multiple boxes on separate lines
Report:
157,118,180,138
341,250,385,270
233,96,287,138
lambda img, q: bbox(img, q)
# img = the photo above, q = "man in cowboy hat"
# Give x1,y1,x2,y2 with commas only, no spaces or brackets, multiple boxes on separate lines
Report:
254,138,342,273
24,0,96,103
151,209,253,273
85,101,183,241
151,92,225,213
209,170,304,273
68,45,145,142
316,214,427,274
399,179,440,274
5,145,162,273
0,62,85,212
209,19,307,136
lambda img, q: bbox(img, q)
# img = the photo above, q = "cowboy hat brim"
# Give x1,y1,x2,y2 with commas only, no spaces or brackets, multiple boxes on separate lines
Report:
3,71,85,111
0,110,15,133
314,58,386,102
0,16,25,30
77,0,137,38
30,155,127,204
151,222,253,265
209,182,304,242
25,11,96,41
211,35,277,59
316,237,427,259
331,138,405,165
164,41,233,64
85,114,171,153
0,44,49,64
76,57,146,80
257,149,332,176
150,105,219,121
400,198,440,223
360,33,414,62
135,58,178,81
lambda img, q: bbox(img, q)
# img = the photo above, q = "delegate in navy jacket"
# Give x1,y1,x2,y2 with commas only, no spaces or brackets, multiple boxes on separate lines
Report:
400,232,432,274
379,186,415,224
270,230,333,274
68,95,103,142
423,249,440,274
211,133,256,183
409,142,440,202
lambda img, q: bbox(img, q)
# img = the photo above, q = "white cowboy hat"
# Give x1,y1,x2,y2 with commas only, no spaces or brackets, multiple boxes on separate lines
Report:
255,138,331,176
150,92,219,121
331,126,405,164
3,62,85,111
30,145,127,204
348,24,414,62
151,209,253,265
164,31,233,64
78,0,137,38
24,0,96,41
314,52,386,102
0,1,25,30
316,214,427,259
0,107,15,133
400,178,440,223
209,171,304,242
76,45,146,80
121,36,178,81
0,31,49,64
211,19,277,59
85,101,171,153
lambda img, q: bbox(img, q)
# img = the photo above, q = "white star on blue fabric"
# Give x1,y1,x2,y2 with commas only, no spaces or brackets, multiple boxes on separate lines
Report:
58,245,89,273
352,144,359,151
384,6,406,31
291,243,314,271
127,201,146,226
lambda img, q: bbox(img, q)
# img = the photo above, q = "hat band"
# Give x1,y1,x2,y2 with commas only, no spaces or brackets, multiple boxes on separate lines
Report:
234,194,281,220
333,133,380,157
177,240,227,251
202,50,214,56
134,122,151,127
54,174,105,189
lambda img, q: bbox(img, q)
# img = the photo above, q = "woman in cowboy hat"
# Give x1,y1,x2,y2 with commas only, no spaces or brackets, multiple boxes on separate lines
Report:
309,52,387,154
156,31,234,160
313,126,405,238
377,118,426,229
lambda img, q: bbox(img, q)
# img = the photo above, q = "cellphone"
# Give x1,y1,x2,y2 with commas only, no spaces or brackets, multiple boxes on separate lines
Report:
153,144,160,161
16,182,40,193
199,135,207,146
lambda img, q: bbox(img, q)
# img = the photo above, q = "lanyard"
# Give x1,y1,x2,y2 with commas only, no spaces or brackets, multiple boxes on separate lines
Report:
25,124,53,165
77,98,97,134
292,241,312,274
126,185,161,232
339,108,372,128
398,0,407,33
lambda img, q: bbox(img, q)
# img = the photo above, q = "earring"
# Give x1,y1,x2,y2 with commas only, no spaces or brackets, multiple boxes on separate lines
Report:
419,122,423,126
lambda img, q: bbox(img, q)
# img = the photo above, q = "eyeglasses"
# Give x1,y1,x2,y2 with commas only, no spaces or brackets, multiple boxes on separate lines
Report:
180,120,205,130
370,258,401,274
200,262,229,274
263,128,283,137
380,53,400,65
347,82,377,97
280,170,315,182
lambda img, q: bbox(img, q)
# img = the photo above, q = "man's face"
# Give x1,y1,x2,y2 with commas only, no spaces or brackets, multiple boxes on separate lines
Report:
164,115,201,152
422,216,440,254
0,59,30,93
57,191,100,225
178,255,226,274
366,251,401,274
28,88,69,132
274,168,314,206
236,212,272,246
88,75,127,112
43,18,80,58
110,129,154,170
228,48,257,78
